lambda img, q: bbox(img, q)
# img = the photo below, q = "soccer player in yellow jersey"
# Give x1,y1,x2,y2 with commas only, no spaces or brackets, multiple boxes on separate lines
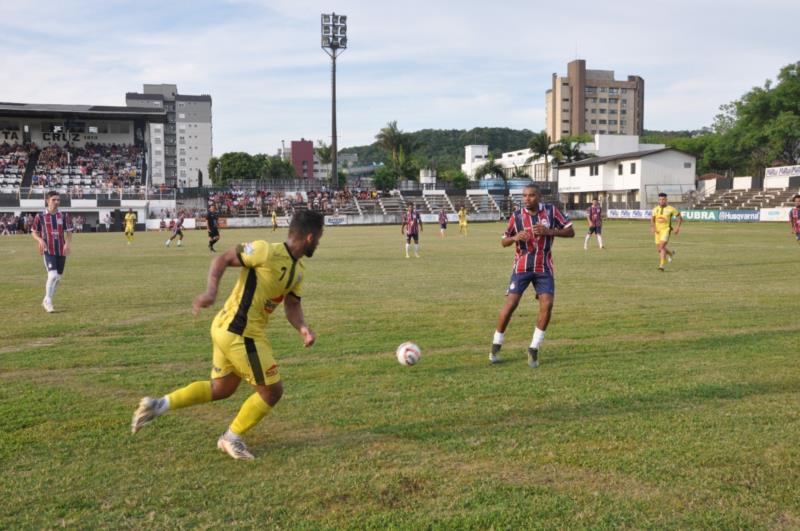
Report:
131,210,325,460
124,209,136,245
651,193,682,271
271,209,278,232
458,206,468,237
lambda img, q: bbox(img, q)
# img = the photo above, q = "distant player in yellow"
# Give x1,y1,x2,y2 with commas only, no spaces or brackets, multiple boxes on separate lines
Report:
124,209,136,244
131,210,325,460
651,193,682,271
271,209,278,232
458,206,468,236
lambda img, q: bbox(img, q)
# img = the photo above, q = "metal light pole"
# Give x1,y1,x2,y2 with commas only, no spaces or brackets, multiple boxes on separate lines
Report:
321,13,347,190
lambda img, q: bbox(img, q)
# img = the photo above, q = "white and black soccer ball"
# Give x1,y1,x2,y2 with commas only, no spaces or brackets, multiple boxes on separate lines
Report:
395,342,421,366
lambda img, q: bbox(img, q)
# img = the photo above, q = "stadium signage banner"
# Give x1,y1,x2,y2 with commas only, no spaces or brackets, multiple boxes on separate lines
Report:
759,207,792,222
325,215,347,226
607,209,651,219
764,165,800,178
718,210,759,222
682,210,720,221
420,214,459,223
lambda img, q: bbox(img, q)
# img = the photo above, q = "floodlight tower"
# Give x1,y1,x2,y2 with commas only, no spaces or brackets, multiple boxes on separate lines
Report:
321,12,347,190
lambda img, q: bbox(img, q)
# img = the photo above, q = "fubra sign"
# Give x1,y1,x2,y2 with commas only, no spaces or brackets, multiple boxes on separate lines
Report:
682,210,719,221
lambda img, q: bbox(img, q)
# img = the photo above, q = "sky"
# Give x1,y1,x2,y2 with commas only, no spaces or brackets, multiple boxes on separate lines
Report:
1,0,797,155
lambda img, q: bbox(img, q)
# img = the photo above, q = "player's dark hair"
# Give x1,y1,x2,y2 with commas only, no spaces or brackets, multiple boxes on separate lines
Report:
658,192,668,198
289,209,324,237
793,194,800,200
524,183,541,193
46,190,59,199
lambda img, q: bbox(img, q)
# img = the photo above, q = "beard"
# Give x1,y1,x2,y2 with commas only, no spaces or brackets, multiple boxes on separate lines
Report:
304,246,316,257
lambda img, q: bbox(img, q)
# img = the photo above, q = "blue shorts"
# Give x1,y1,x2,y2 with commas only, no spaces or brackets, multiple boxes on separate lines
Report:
796,233,800,241
588,225,602,235
405,233,419,244
506,271,554,296
43,253,67,275
439,223,447,229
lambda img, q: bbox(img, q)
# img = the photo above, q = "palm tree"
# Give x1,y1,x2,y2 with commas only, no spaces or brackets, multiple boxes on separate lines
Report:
526,131,554,181
554,136,589,163
475,155,512,215
315,140,333,164
375,121,405,166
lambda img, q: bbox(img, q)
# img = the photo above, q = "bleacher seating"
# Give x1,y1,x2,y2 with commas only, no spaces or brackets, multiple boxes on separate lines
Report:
694,188,800,209
422,194,455,214
32,143,143,193
467,194,501,215
0,143,29,192
379,194,407,215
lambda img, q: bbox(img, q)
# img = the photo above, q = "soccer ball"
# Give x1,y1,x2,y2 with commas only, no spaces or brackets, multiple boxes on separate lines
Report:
396,342,421,366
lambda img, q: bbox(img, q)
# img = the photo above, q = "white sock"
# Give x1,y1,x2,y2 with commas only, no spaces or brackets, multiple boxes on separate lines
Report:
598,235,604,248
493,331,505,345
414,243,419,254
165,240,170,246
405,243,410,256
45,271,58,300
158,396,171,413
531,328,545,349
224,428,241,440
52,274,62,299
177,240,182,247
584,234,590,249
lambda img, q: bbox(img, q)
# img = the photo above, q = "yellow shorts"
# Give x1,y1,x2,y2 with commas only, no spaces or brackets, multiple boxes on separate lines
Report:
654,228,671,244
124,225,134,235
210,325,280,386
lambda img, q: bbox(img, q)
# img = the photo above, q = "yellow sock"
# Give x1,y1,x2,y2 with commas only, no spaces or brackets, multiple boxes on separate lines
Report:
166,381,212,410
230,393,272,436
659,258,666,267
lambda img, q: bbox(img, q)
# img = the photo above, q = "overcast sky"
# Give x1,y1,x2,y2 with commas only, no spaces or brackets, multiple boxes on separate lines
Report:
2,0,797,155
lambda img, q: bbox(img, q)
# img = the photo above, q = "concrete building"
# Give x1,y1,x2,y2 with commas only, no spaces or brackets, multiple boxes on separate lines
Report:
126,84,212,187
557,135,695,210
290,139,314,179
546,59,644,142
461,144,551,181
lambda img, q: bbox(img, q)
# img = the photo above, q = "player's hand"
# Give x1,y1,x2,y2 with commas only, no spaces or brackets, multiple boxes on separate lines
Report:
63,242,70,256
514,230,529,241
192,292,215,315
300,326,316,347
37,240,45,255
673,228,680,235
531,225,547,237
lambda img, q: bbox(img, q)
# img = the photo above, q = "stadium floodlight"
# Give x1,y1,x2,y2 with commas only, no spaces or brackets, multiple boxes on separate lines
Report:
320,12,347,190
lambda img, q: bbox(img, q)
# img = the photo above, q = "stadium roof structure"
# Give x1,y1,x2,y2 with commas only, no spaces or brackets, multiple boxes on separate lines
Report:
0,102,167,121
557,147,694,168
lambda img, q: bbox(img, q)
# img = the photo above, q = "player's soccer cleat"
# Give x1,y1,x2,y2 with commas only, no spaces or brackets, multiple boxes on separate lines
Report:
489,344,502,364
217,434,255,460
414,253,420,258
131,397,167,434
658,266,665,271
42,299,54,313
165,240,170,247
668,250,675,263
527,347,539,368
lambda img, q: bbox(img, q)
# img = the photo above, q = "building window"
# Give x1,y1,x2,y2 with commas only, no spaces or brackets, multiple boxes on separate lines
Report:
609,109,617,115
599,109,607,114
684,162,692,168
585,86,597,94
591,109,597,114
562,98,570,102
570,168,576,177
621,99,628,105
599,130,607,134
590,165,599,176
154,138,161,144
621,109,627,115
609,119,618,125
599,119,607,125
620,120,627,126
599,87,606,93
590,119,597,124
608,98,618,104
599,98,607,103
618,164,623,175
630,163,636,174
608,87,619,94
178,113,186,119
562,119,570,124
621,88,628,94
562,130,569,134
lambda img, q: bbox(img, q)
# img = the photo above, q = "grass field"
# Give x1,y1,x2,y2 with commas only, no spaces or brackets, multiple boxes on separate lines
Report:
1,220,799,529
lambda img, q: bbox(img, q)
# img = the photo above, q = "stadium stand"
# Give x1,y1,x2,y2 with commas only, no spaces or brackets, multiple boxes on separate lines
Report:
31,143,143,192
0,143,31,192
422,193,456,214
468,193,502,215
693,187,800,209
379,193,407,215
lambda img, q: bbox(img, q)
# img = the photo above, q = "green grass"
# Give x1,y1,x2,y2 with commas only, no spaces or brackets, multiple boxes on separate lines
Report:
1,221,799,529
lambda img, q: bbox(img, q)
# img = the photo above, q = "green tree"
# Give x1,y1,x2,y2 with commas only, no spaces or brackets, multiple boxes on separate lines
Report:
372,164,397,191
375,121,406,167
218,152,259,181
208,156,221,184
315,140,333,164
527,131,554,180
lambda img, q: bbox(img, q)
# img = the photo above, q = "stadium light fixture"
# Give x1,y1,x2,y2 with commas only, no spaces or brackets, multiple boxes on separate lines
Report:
321,12,347,190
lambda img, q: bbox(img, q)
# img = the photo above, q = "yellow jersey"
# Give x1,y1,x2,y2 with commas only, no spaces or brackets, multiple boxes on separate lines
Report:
458,209,467,224
212,241,305,339
652,205,680,231
124,212,136,226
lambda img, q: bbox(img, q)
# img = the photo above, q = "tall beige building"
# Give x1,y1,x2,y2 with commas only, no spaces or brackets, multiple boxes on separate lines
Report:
546,60,644,141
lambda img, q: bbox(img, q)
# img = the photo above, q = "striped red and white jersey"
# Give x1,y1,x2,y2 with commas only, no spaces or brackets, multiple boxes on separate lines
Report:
504,204,572,274
32,210,73,256
403,210,422,235
790,207,800,232
587,205,602,226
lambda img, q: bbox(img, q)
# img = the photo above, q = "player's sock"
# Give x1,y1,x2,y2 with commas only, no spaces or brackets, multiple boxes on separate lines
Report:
405,243,410,257
598,235,604,248
493,331,505,345
414,243,419,256
165,239,170,246
52,274,61,300
177,240,182,247
229,393,272,436
45,270,58,301
531,328,545,349
584,234,590,249
166,381,212,410
659,257,666,268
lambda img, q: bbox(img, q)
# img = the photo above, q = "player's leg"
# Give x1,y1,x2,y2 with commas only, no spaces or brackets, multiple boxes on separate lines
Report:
405,235,411,258
584,228,591,250
413,234,420,257
657,239,667,270
218,337,281,460
177,230,183,247
597,226,604,249
490,275,528,363
42,255,56,312
526,275,555,368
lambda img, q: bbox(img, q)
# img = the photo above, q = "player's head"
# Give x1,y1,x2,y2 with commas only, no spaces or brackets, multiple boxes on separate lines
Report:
45,190,60,211
522,184,541,209
592,198,599,206
407,203,414,212
128,208,133,213
288,209,325,257
794,194,800,206
658,192,668,206
209,204,216,212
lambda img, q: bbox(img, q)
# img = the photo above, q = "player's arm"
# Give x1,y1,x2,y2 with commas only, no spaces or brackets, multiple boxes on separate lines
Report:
400,220,407,235
650,215,656,234
284,293,315,347
192,247,241,314
673,213,683,234
501,230,530,247
534,225,574,238
30,216,45,254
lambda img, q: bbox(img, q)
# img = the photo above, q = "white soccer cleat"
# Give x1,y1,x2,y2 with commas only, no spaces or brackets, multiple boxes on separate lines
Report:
165,240,170,247
668,250,676,263
131,397,166,434
217,434,255,460
42,299,54,313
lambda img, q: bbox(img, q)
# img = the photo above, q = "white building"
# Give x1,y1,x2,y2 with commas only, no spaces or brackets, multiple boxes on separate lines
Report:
557,141,696,210
461,145,551,181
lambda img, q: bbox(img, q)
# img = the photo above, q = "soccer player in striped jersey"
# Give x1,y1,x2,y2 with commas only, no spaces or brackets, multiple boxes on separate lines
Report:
165,214,185,247
584,198,604,250
489,184,574,367
790,194,800,244
401,203,422,258
438,208,448,239
31,191,73,313
131,210,324,460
